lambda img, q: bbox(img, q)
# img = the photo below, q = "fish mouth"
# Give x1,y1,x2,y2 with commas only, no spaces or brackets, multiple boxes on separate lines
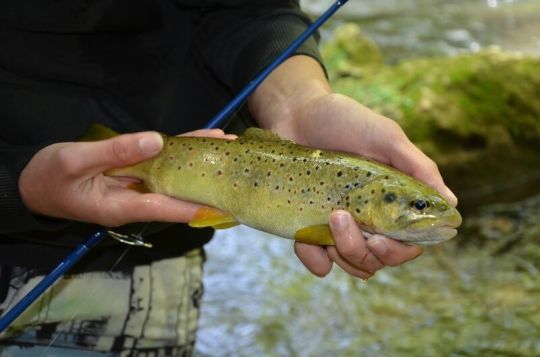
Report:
390,212,462,245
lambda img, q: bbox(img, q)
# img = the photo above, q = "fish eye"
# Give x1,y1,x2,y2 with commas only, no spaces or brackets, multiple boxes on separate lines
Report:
411,199,428,211
384,192,396,203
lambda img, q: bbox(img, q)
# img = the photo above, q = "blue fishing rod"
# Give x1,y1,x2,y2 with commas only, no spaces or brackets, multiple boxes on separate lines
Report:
0,0,349,333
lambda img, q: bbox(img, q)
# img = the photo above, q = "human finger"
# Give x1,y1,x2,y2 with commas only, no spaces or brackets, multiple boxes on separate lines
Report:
387,133,458,206
58,131,163,178
179,128,238,140
87,189,208,227
366,235,423,266
328,211,385,277
294,242,333,277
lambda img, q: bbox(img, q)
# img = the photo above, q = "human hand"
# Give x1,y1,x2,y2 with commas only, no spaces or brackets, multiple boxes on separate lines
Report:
250,56,457,278
19,128,234,227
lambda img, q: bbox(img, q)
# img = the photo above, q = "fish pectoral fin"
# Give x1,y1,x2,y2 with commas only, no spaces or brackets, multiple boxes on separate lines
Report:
189,207,239,229
294,225,335,246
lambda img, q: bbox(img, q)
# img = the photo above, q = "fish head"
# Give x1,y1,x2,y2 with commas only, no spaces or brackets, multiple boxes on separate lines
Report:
347,176,462,246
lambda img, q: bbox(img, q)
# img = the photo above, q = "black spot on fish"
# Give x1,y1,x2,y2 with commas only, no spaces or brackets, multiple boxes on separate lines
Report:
382,189,386,193
280,163,285,167
371,190,375,194
254,182,258,187
275,185,280,190
177,166,182,170
244,168,250,173
267,171,272,177
306,170,311,176
188,147,193,151
320,181,325,186
367,172,372,177
217,170,223,176
356,208,361,213
385,175,389,180
384,193,396,203
364,200,369,204
337,171,343,177
225,152,230,156
168,142,174,146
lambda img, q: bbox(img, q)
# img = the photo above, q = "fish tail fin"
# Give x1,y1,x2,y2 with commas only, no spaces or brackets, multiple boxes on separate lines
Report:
79,123,120,142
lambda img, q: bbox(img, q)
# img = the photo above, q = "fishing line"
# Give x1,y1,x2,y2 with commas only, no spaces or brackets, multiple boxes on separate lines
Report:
0,0,349,334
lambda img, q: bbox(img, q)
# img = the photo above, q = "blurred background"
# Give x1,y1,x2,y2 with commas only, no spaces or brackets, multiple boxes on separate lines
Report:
196,1,540,355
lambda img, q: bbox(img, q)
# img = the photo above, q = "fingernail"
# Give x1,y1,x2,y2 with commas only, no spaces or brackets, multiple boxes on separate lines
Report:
367,236,388,256
330,211,349,231
139,133,163,155
447,188,458,206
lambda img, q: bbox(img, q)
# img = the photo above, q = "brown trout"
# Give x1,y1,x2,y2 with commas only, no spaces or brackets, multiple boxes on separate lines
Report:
101,126,461,246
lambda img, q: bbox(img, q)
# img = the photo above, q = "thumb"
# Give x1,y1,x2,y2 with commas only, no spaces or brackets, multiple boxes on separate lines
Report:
73,131,163,176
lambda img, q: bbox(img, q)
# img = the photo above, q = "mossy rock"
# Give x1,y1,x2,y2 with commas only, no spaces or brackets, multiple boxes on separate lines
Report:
324,24,540,209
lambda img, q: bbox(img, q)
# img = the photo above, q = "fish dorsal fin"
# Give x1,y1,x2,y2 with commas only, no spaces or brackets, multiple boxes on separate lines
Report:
79,123,119,141
241,128,295,143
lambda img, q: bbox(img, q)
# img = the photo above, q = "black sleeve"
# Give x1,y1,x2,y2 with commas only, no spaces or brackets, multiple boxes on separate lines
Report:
183,0,325,93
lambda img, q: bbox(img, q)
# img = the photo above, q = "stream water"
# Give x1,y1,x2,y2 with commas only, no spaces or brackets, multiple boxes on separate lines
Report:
196,1,540,355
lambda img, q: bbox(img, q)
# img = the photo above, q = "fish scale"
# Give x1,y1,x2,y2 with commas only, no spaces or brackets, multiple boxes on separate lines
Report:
106,127,462,246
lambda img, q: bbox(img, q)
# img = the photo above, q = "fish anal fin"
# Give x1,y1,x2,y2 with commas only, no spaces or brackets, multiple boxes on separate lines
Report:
294,225,335,246
189,207,238,229
213,222,240,229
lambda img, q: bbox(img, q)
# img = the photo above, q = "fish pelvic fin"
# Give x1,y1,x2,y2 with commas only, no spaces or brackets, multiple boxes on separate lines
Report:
189,207,239,230
294,225,335,246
